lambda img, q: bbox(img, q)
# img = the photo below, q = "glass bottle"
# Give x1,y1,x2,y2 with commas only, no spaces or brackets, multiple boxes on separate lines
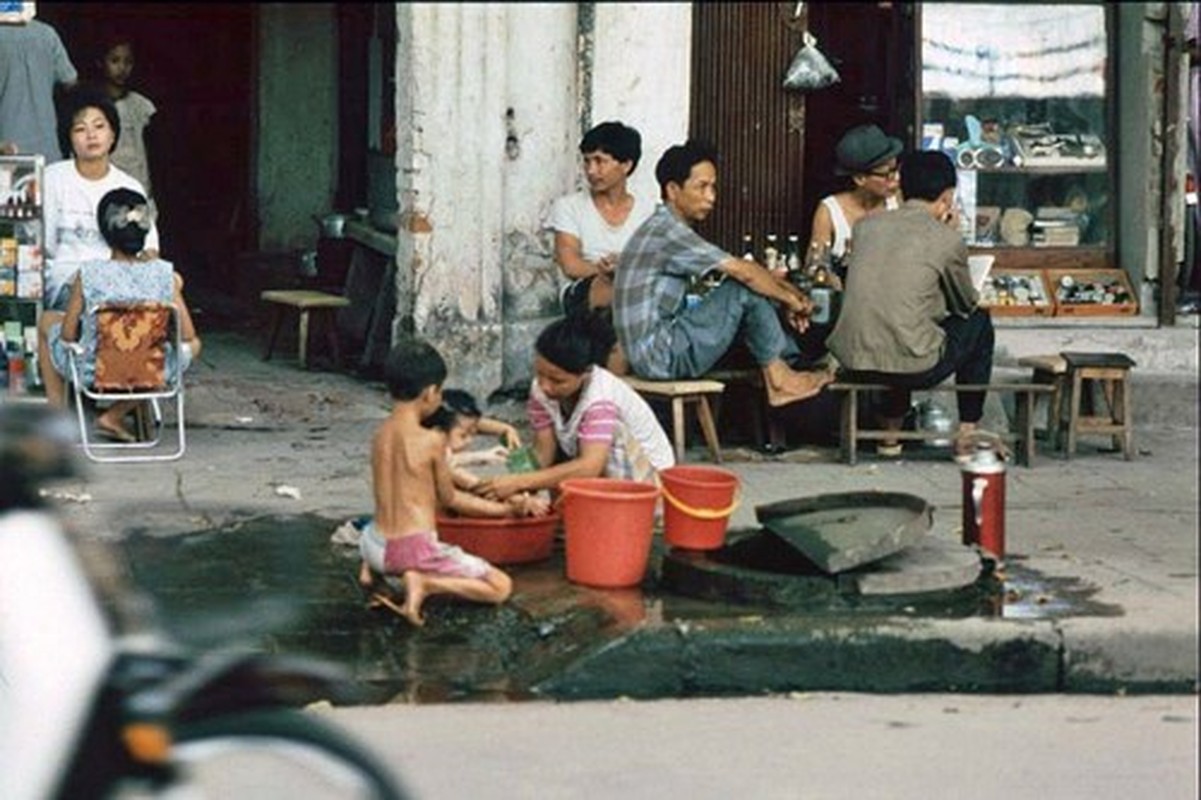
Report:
740,233,755,261
785,234,802,274
22,326,39,388
806,243,834,325
762,233,780,272
0,333,8,392
6,339,24,395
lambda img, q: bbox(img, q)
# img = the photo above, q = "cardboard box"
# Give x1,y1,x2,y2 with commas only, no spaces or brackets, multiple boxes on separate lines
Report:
1047,268,1138,316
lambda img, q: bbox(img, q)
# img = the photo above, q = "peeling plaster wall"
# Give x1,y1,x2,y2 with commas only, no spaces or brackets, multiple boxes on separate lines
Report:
395,4,576,402
393,2,692,400
257,4,338,252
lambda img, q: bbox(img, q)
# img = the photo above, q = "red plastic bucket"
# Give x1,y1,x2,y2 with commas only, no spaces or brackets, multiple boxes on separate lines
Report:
660,465,740,551
437,513,560,565
560,478,660,588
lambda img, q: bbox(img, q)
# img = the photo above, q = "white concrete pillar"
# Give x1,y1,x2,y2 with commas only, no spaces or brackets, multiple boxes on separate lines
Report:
395,3,577,400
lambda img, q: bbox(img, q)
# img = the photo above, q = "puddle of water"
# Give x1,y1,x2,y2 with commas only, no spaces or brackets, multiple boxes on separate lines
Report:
115,516,1123,706
983,561,1124,620
118,514,636,705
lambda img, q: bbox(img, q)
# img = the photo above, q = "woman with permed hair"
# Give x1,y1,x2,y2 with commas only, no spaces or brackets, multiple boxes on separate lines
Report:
476,313,674,502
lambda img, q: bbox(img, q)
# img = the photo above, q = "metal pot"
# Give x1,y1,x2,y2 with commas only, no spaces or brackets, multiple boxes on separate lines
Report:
916,399,954,448
313,213,346,239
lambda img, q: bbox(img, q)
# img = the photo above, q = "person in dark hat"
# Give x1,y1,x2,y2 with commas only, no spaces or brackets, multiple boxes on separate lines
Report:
793,124,904,371
827,150,994,460
806,123,903,275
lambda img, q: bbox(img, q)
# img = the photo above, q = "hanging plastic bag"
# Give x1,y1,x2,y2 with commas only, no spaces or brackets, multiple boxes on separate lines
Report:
782,31,840,92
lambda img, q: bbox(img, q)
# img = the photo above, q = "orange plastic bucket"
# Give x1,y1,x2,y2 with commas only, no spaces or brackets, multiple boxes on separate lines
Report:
560,478,660,588
660,465,740,551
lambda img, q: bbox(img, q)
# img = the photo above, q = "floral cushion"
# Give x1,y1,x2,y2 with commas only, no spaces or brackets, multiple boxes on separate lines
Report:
93,304,171,391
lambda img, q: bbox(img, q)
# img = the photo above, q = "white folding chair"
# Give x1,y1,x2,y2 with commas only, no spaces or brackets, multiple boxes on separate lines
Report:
65,302,187,463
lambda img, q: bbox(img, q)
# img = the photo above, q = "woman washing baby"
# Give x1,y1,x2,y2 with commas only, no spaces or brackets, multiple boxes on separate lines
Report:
477,313,675,502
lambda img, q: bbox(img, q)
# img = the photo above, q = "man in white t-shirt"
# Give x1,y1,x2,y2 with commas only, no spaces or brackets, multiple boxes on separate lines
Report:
545,121,652,317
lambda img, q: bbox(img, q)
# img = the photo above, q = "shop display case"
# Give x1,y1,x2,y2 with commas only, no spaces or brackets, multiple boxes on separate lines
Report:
917,3,1113,274
0,154,46,394
1047,268,1138,317
979,268,1055,317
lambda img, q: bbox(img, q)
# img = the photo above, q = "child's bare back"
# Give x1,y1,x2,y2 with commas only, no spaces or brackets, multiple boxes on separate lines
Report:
371,408,447,541
358,339,512,626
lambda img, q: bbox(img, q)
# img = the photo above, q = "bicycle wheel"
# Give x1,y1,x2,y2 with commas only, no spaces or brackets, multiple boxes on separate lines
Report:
130,708,409,799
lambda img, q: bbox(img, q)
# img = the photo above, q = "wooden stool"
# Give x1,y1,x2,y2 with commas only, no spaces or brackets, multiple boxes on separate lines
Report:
1059,352,1136,460
261,289,350,369
624,376,725,463
1018,354,1068,451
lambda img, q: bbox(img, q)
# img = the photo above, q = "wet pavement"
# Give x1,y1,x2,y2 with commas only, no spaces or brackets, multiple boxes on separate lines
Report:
112,511,1137,705
36,315,1201,701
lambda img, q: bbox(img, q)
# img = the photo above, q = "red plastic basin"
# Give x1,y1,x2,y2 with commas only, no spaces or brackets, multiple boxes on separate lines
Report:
437,513,560,565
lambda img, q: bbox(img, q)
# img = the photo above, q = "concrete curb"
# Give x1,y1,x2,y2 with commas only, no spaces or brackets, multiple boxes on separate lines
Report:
532,614,1197,699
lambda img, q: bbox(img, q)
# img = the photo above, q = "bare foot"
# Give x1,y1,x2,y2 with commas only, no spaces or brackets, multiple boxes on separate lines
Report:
358,560,374,588
96,413,137,443
763,362,833,407
400,571,427,627
368,591,408,618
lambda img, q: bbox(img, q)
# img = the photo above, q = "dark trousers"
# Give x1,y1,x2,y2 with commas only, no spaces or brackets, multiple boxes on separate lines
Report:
842,309,995,424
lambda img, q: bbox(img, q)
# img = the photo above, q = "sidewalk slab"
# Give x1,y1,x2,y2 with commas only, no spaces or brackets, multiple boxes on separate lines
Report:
38,328,1198,701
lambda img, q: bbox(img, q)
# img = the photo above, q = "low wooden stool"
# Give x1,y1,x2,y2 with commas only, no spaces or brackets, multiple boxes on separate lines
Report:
261,289,350,369
623,376,725,463
1018,354,1068,451
1060,351,1136,460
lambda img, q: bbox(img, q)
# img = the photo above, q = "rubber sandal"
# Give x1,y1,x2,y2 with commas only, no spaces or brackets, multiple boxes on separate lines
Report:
876,442,903,458
95,422,137,444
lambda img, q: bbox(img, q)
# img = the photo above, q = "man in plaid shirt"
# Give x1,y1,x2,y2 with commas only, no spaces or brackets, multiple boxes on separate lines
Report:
613,140,832,407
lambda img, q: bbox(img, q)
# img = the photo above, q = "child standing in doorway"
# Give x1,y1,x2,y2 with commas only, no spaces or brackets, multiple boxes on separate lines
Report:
358,340,513,627
97,35,156,204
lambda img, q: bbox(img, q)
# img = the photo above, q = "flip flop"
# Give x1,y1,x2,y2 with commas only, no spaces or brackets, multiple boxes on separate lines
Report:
95,421,138,443
876,442,903,458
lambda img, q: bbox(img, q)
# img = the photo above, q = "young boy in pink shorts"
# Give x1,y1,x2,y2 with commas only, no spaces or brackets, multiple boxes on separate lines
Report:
358,339,512,626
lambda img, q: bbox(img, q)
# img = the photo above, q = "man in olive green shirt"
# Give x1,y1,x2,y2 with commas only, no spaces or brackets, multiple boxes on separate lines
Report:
827,150,994,456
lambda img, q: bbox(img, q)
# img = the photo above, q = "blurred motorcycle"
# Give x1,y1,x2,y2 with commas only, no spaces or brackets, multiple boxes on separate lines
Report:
0,402,407,799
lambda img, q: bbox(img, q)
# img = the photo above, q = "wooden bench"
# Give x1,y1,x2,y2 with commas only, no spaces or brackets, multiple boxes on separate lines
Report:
623,376,725,463
1018,354,1069,452
828,381,1055,467
261,289,350,370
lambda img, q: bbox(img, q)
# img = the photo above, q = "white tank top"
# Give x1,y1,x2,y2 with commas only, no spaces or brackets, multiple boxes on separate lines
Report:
821,194,899,258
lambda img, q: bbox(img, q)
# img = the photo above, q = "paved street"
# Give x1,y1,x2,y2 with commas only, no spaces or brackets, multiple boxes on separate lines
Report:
318,692,1198,800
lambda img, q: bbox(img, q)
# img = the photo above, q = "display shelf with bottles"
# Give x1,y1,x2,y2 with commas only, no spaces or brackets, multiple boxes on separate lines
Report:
917,3,1113,273
0,154,46,396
